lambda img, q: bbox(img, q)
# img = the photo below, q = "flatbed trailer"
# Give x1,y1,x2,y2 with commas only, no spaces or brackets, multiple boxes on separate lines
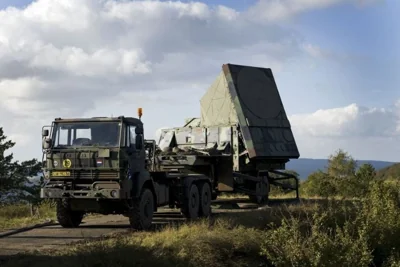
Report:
149,63,300,203
147,143,299,203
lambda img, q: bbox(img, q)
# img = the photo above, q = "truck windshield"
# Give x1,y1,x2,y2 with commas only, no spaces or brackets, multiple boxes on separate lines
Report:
52,121,121,148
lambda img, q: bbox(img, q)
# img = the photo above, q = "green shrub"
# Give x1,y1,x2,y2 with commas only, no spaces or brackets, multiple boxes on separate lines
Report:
261,180,400,267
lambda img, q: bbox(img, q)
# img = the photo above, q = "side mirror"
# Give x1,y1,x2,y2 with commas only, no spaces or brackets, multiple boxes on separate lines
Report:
135,134,143,150
42,129,49,137
42,138,52,149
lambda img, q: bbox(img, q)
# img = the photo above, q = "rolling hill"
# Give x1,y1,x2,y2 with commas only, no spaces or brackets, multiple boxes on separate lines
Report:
375,162,400,180
286,158,396,180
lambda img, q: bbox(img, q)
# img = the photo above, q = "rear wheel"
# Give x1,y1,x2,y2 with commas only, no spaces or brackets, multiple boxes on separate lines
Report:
129,188,154,231
181,183,200,220
248,178,270,205
199,182,211,217
56,199,84,228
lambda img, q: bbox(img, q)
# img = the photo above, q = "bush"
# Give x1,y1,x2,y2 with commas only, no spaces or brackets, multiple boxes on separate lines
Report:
360,181,400,266
260,180,400,267
300,149,379,199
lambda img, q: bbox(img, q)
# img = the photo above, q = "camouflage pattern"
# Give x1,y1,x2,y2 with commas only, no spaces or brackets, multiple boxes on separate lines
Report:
157,126,231,153
40,116,145,200
200,71,239,127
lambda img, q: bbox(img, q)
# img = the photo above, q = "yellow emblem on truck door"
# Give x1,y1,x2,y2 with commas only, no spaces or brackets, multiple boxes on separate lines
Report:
63,159,72,168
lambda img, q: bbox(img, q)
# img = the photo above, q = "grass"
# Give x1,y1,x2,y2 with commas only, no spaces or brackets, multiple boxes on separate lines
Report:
2,202,311,267
2,220,264,267
0,201,103,231
217,185,299,200
0,202,56,231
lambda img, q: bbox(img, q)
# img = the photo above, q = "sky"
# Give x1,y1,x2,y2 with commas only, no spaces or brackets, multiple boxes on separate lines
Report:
0,0,398,162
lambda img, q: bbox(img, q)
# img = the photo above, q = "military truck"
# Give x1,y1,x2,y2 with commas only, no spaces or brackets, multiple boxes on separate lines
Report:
40,63,300,230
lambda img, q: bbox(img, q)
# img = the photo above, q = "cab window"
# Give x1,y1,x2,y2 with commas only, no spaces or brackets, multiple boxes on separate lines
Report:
126,125,136,146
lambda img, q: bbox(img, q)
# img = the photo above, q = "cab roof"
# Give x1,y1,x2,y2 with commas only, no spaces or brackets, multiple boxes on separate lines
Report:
53,116,142,125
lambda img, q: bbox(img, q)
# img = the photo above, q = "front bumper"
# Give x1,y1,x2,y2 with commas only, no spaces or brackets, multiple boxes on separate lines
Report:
40,188,126,199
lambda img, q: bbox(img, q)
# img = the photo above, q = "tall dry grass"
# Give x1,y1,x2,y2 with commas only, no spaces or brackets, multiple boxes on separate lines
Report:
0,201,56,230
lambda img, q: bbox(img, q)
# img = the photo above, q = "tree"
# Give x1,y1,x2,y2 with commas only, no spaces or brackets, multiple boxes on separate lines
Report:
302,170,337,197
353,163,376,197
0,127,16,191
326,149,357,178
0,127,43,205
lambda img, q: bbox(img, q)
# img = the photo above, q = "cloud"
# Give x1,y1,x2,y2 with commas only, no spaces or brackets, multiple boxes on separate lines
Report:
0,0,303,117
301,43,370,65
246,0,383,21
0,0,314,159
288,101,400,161
0,0,385,162
290,102,400,138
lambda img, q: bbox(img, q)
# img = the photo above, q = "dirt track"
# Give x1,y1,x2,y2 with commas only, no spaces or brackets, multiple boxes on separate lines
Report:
0,198,280,257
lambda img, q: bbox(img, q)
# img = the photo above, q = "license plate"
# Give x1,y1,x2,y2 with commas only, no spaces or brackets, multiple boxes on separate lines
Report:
52,171,71,177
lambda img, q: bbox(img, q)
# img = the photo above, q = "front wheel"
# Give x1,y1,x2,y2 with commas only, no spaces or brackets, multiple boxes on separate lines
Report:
129,188,154,231
56,199,84,228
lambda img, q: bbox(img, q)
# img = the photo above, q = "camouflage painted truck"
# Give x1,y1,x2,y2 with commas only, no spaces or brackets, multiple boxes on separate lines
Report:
40,63,300,230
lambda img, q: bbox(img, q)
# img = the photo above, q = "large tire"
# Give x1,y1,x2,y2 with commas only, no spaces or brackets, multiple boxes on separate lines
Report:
129,188,154,231
56,199,84,228
181,183,200,220
249,178,270,205
199,182,211,217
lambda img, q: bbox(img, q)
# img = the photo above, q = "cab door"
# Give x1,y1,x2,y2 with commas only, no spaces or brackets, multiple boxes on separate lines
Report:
125,124,145,173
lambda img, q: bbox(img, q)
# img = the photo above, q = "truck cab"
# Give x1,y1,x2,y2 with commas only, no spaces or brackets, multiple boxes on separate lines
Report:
40,112,161,230
41,115,145,193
